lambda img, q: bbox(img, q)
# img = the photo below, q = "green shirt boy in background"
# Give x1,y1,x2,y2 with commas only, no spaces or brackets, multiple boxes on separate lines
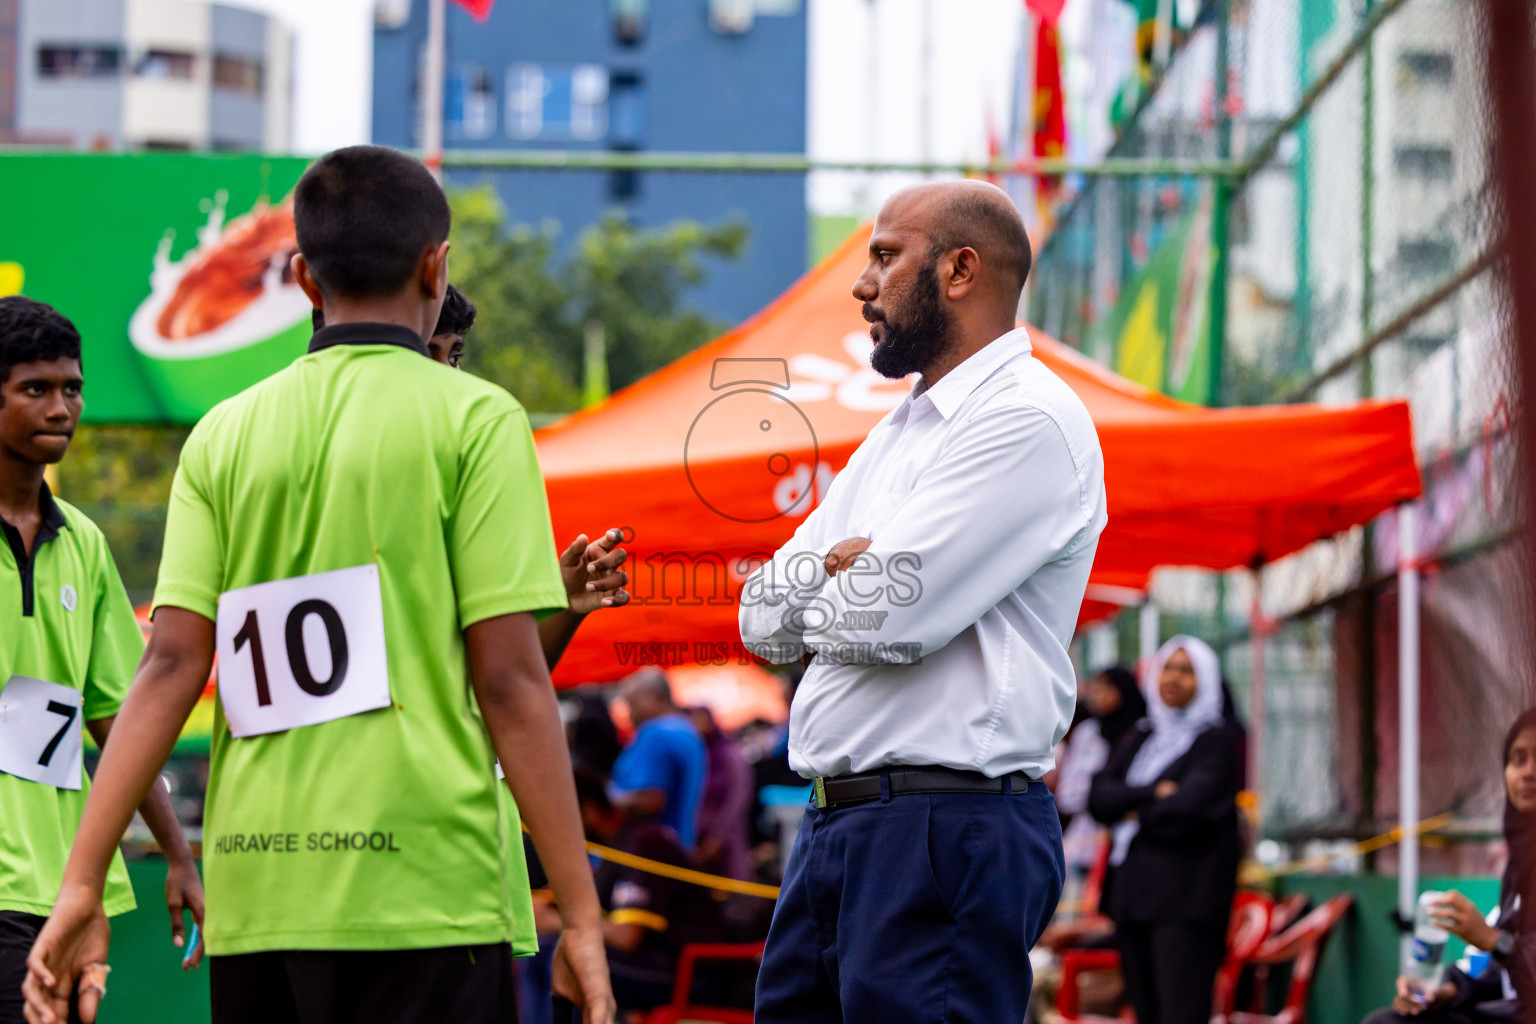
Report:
0,297,204,1024
23,147,615,1024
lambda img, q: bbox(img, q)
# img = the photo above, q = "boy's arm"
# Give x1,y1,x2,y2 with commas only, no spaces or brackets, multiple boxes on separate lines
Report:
23,608,214,1024
538,530,629,670
84,716,205,969
466,610,616,1024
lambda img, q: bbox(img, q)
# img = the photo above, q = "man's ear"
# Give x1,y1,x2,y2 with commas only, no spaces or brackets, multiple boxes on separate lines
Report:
292,253,324,308
420,240,451,300
945,246,982,301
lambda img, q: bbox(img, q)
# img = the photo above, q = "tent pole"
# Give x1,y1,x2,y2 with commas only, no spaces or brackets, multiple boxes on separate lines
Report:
1139,599,1159,686
1249,567,1265,806
1397,503,1421,961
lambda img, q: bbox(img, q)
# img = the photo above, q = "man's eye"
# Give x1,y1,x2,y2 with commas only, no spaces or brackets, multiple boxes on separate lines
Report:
64,385,82,397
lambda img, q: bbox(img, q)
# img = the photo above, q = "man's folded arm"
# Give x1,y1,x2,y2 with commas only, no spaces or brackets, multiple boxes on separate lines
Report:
782,404,1092,663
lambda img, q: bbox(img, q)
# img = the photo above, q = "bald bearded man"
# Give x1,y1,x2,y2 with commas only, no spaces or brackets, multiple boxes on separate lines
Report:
740,181,1107,1022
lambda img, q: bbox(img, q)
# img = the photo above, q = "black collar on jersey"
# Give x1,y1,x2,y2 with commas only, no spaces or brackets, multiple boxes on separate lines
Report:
308,322,430,358
1,481,71,618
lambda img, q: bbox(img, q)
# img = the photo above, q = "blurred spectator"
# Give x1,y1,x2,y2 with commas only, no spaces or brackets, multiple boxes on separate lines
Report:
1056,666,1148,916
569,690,624,778
1360,707,1535,1024
1089,636,1242,1024
687,706,754,881
1058,666,1147,828
571,769,724,1016
611,668,708,849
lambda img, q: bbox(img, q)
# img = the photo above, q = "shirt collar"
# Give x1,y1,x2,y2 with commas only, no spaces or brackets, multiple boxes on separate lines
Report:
0,480,70,557
911,327,1033,421
308,322,430,358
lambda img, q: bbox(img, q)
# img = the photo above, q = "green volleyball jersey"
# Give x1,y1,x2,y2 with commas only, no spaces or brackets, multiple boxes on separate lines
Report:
153,323,567,955
0,487,138,918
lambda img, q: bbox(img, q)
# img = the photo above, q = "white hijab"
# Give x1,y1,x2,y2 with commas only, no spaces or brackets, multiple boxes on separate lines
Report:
1110,635,1227,865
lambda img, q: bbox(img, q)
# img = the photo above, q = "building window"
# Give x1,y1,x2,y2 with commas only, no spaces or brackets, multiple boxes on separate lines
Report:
506,63,608,141
1397,51,1453,86
135,49,195,80
446,65,496,140
709,0,754,34
1393,145,1453,182
608,70,644,148
37,45,122,78
612,0,647,45
1397,238,1455,277
141,138,192,151
213,54,263,94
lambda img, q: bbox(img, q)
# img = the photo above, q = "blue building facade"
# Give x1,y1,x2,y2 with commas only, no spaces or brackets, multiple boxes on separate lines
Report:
372,0,807,326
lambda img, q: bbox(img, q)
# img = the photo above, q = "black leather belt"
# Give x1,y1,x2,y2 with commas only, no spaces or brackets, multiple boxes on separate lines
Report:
811,766,1032,809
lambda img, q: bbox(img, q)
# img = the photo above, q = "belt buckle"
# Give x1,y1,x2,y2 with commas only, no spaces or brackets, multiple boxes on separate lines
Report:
813,776,828,809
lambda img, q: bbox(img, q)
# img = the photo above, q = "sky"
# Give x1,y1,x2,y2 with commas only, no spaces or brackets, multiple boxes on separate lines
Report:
236,0,1025,216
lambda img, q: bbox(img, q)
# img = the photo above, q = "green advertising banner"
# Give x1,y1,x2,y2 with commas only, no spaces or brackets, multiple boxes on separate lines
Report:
0,153,314,424
1099,191,1218,405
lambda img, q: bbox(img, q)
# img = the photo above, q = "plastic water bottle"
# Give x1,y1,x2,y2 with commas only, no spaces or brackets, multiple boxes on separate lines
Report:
1407,891,1449,992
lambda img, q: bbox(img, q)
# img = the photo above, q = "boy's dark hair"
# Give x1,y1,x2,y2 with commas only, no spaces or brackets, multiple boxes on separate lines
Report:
307,284,475,339
294,146,450,300
437,285,476,338
0,296,82,387
572,767,613,815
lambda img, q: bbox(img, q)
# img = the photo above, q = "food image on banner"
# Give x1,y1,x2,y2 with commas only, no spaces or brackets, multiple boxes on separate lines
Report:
128,190,312,421
0,153,313,424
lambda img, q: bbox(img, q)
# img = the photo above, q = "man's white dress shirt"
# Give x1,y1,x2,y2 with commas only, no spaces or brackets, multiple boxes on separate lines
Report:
738,328,1106,780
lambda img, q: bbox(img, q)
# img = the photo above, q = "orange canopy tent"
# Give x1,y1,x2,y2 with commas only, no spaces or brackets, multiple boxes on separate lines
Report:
536,225,1421,684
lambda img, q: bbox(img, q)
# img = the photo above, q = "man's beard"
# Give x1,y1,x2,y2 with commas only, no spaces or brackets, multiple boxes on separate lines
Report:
866,262,951,380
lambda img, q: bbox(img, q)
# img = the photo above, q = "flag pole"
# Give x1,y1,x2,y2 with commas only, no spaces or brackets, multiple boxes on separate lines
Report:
423,0,447,182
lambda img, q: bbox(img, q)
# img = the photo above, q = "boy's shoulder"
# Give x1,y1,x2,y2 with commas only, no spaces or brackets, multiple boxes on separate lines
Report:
51,495,108,549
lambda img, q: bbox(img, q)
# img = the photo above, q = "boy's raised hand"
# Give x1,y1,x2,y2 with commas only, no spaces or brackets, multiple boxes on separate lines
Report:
561,529,630,616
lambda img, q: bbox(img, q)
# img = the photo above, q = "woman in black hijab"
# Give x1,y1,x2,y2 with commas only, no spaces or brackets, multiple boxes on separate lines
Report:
1361,707,1536,1023
1086,666,1149,747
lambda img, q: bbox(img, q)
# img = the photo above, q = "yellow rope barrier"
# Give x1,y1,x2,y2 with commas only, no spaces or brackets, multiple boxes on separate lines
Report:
582,840,783,899
538,812,1458,903
1250,812,1456,881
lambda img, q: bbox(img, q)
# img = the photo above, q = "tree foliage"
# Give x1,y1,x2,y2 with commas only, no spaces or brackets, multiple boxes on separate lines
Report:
447,186,747,412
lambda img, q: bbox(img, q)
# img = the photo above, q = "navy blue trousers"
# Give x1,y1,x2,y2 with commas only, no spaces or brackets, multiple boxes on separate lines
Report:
755,780,1064,1024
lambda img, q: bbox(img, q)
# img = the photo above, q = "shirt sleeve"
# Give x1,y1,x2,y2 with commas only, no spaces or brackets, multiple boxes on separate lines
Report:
151,425,224,623
449,408,568,629
741,402,1098,664
83,532,147,721
735,442,866,663
609,728,674,796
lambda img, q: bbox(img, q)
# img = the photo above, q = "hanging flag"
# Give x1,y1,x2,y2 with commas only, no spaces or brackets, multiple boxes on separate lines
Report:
1032,16,1068,218
449,0,496,21
1025,0,1068,25
1096,195,1218,404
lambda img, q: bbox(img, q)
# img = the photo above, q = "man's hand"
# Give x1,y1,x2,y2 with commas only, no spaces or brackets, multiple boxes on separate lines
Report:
1154,781,1179,799
551,922,617,1024
1430,890,1499,950
22,883,110,1024
164,855,205,970
824,537,872,577
561,530,630,616
1391,975,1455,1015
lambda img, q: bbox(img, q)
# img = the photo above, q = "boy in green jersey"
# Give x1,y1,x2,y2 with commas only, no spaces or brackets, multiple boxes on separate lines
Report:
0,297,205,1024
23,147,616,1024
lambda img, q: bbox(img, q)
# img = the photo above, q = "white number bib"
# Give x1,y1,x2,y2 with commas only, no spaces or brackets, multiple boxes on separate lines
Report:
216,565,391,738
0,676,84,790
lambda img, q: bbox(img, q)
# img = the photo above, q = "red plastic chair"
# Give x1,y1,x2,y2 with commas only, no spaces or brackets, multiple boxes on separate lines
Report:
1056,891,1274,1024
644,941,764,1024
1217,893,1354,1024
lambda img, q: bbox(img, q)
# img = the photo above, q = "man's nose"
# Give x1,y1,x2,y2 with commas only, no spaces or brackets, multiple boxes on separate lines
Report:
852,271,877,302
